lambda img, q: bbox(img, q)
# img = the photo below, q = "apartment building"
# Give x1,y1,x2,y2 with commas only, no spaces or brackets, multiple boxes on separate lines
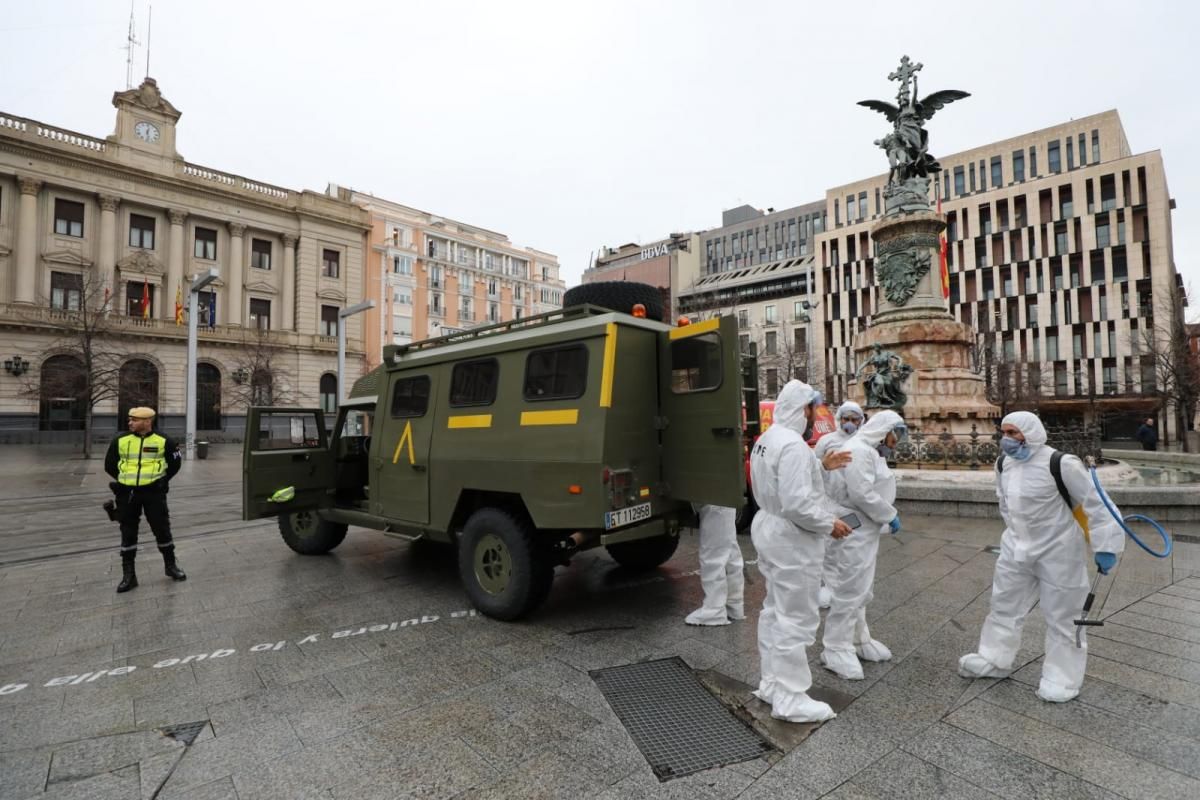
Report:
818,110,1181,440
0,79,370,441
339,190,565,369
675,111,1184,442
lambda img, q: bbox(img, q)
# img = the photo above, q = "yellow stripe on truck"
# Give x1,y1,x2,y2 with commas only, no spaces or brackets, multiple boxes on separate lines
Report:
520,409,579,426
447,414,493,429
600,322,617,408
668,317,720,339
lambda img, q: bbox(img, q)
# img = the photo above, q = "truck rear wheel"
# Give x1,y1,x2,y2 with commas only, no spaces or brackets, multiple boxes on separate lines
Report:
278,511,348,555
605,534,679,571
458,508,552,620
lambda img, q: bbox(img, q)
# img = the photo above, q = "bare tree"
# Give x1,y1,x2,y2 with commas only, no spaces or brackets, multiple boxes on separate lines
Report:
972,334,1047,418
225,326,299,410
755,321,824,398
1134,280,1200,451
18,270,127,458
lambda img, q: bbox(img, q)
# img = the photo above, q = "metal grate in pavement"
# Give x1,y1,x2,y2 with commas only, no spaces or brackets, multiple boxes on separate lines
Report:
158,721,208,746
591,656,772,781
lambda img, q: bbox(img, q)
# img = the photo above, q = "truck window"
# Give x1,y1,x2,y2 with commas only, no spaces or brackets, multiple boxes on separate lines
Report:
450,358,499,407
671,333,723,393
524,344,587,401
340,408,374,437
253,411,324,451
391,375,431,418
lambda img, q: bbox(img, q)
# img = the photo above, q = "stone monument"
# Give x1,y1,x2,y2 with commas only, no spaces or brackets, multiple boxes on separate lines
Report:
852,56,998,429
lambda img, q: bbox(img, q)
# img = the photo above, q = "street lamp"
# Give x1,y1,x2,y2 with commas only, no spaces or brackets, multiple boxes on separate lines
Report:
185,268,219,461
338,300,376,403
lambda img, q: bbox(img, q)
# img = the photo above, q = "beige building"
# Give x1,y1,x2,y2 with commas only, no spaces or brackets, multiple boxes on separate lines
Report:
335,189,565,369
0,78,370,441
677,111,1185,444
818,110,1182,441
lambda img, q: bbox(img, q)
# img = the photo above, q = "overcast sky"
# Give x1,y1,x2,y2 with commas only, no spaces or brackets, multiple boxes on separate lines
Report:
3,0,1198,304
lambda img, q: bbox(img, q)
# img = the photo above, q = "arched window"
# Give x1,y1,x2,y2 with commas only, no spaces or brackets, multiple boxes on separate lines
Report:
319,373,338,412
251,367,273,406
197,363,222,430
118,359,159,427
39,355,86,431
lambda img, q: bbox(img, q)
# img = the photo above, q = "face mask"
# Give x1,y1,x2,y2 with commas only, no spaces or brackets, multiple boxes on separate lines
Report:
877,444,894,459
841,421,859,435
1000,437,1031,460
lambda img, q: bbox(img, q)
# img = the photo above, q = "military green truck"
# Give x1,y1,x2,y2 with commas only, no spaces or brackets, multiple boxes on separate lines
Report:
242,294,744,620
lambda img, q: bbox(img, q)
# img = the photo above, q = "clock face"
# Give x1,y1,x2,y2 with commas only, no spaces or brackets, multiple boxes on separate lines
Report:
134,121,160,143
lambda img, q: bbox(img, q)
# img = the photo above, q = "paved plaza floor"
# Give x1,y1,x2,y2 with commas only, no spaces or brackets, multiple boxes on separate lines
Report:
2,444,1200,799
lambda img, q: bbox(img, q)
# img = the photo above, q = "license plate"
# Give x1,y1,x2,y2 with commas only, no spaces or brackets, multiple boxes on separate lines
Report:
605,502,652,530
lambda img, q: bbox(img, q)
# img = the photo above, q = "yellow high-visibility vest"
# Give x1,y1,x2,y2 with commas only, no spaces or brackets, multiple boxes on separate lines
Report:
116,433,169,486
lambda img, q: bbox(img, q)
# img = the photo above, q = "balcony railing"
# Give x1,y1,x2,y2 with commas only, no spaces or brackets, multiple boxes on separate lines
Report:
0,303,349,352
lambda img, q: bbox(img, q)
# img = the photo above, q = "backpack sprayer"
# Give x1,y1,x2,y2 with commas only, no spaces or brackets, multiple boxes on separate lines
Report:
1073,461,1174,646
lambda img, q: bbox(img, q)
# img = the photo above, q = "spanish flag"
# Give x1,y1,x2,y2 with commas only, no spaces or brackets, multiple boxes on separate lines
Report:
175,286,184,326
937,186,950,301
141,279,151,319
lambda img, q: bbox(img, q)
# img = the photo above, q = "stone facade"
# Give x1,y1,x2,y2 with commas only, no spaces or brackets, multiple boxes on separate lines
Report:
0,79,370,442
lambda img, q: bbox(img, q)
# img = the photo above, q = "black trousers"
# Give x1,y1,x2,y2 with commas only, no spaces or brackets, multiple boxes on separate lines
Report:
118,489,174,561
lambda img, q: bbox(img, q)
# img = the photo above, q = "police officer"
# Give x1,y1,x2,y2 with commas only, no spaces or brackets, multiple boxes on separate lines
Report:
104,407,185,592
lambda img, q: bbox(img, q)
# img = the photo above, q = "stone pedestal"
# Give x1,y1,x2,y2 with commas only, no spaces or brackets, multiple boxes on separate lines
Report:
854,207,998,433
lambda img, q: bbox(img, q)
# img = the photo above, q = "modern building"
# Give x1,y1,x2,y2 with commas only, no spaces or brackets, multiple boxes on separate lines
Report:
0,78,371,441
584,232,700,320
678,111,1187,444
336,189,565,369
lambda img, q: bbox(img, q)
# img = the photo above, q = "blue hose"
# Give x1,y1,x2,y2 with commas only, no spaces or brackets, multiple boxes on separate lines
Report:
1090,466,1172,558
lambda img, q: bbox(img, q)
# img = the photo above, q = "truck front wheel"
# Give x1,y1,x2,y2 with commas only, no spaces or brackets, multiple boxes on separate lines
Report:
605,534,679,571
458,508,552,621
278,511,348,555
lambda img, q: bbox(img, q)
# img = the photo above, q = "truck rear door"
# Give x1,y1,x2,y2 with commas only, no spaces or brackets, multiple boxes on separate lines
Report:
242,407,335,520
658,316,745,508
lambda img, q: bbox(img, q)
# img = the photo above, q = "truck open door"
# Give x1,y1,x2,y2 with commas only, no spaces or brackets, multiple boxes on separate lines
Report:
658,316,746,508
243,407,335,520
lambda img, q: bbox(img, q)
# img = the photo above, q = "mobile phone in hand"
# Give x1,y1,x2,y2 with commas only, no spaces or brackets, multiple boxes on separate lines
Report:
838,512,862,530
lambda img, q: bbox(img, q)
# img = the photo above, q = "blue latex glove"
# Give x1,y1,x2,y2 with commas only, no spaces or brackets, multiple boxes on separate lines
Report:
888,516,901,534
1094,552,1117,575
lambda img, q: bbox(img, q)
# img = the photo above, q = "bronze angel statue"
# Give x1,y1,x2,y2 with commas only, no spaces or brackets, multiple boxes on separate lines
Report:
859,56,969,186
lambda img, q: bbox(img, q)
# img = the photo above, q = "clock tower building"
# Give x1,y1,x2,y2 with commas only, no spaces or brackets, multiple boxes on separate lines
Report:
110,77,182,167
0,77,371,442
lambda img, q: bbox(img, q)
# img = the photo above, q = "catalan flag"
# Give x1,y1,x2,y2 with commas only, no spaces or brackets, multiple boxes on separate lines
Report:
175,286,184,326
141,279,151,319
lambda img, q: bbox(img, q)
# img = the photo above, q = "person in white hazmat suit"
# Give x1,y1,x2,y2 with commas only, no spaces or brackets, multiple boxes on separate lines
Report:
814,401,865,608
959,411,1125,703
685,504,745,626
820,410,906,680
750,379,853,723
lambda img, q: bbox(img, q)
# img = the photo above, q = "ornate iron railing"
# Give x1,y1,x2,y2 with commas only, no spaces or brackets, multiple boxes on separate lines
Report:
893,421,1102,470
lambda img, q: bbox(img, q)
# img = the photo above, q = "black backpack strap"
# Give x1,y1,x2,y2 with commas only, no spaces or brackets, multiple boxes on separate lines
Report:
1049,450,1073,509
995,453,1006,473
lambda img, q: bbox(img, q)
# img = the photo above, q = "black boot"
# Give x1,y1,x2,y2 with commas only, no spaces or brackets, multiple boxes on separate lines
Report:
117,559,138,593
162,548,187,581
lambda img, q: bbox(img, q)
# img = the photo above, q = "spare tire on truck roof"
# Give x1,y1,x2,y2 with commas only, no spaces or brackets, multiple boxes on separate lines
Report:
562,280,665,322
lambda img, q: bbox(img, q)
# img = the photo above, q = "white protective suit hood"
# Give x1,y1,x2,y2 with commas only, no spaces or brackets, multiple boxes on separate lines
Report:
835,401,864,422
854,410,903,447
1002,411,1048,451
774,380,818,433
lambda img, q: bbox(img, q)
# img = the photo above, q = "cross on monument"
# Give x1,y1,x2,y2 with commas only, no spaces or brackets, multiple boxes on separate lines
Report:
888,55,923,105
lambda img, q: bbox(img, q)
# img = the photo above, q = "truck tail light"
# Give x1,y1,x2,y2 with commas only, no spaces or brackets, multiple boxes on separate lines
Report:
609,469,633,509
